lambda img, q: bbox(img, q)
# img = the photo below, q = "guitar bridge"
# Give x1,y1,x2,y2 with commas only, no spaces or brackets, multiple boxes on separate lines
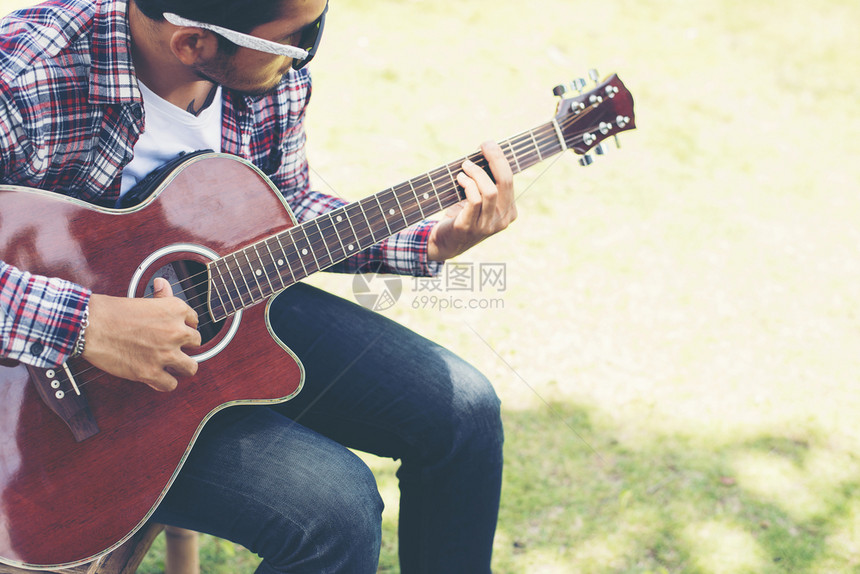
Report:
28,362,99,442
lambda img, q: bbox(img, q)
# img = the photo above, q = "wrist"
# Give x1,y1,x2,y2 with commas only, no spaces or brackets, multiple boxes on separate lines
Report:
69,304,89,359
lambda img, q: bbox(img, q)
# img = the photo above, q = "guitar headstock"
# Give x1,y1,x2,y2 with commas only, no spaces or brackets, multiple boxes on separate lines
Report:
553,71,636,164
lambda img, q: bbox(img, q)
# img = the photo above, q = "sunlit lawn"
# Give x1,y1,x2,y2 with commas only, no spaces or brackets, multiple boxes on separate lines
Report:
3,0,859,572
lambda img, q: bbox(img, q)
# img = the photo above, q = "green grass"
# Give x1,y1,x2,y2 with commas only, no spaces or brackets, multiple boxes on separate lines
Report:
3,0,860,571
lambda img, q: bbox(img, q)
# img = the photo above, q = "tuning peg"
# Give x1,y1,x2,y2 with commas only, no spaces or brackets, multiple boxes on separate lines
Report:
594,143,608,155
552,84,567,97
589,69,600,85
571,78,587,94
614,135,621,149
579,154,594,167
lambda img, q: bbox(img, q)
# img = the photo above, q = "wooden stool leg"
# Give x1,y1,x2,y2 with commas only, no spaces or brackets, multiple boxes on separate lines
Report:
163,527,199,574
87,522,164,574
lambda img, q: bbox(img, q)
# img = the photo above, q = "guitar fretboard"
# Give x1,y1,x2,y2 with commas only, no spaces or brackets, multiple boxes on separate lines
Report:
207,120,564,320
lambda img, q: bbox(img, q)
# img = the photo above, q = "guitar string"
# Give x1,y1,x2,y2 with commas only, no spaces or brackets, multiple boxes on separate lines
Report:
163,106,603,312
64,104,614,390
148,114,592,319
127,118,577,314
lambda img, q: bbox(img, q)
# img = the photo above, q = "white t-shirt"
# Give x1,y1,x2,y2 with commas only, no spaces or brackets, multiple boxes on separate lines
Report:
119,81,223,199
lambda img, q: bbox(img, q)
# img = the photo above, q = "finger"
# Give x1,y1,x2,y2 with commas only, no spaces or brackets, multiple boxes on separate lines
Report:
145,370,179,393
184,304,199,329
461,158,497,194
461,158,499,228
184,325,203,348
152,276,173,298
480,141,514,194
456,169,483,223
480,141,517,226
444,201,466,219
169,353,199,378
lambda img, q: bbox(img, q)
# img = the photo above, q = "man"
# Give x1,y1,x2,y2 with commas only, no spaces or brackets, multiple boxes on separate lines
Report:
0,0,515,571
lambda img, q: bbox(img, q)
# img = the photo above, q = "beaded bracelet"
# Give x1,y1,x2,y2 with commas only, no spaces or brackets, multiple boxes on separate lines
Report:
70,306,89,359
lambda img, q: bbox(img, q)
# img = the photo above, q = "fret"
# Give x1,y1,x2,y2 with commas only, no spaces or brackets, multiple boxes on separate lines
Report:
414,175,443,215
224,254,252,307
373,194,393,236
334,207,361,255
389,187,410,227
262,240,287,290
300,221,327,269
528,129,543,162
315,214,346,264
443,164,461,204
541,123,564,158
425,172,446,212
506,139,522,172
234,252,260,304
242,249,265,301
208,260,237,316
406,179,428,219
323,212,349,261
402,182,428,222
249,244,275,295
551,118,567,152
354,201,377,243
285,227,311,278
273,234,298,284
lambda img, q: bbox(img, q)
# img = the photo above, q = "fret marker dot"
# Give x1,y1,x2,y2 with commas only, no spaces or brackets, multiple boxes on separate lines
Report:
348,244,354,251
255,269,262,276
336,215,343,222
277,259,284,266
423,193,429,200
388,208,395,216
301,248,308,255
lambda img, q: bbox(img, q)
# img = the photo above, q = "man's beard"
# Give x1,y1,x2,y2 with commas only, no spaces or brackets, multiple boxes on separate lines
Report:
192,57,287,97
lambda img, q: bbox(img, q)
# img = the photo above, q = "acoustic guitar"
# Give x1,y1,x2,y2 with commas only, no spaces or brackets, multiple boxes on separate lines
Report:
0,73,634,569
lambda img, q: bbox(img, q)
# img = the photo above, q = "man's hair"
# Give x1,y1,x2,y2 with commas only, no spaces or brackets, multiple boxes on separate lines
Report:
133,0,285,54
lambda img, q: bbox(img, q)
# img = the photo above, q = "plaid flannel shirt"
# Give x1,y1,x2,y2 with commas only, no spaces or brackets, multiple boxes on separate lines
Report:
0,0,441,368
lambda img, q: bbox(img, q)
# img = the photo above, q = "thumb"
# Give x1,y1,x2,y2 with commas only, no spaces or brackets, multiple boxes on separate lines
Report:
152,276,174,298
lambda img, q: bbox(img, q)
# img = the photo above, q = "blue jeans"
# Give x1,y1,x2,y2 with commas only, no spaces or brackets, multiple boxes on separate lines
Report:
153,282,504,573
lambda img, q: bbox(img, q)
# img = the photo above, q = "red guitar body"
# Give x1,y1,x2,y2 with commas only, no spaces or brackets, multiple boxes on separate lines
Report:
0,154,304,569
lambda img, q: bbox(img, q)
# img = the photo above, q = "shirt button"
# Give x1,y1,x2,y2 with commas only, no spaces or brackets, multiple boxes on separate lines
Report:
30,341,44,356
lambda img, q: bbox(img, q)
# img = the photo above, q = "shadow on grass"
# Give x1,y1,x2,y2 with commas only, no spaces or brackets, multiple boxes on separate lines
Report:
492,402,860,573
138,401,860,573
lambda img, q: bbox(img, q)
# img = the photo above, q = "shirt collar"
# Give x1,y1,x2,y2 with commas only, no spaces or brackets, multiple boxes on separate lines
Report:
88,0,141,105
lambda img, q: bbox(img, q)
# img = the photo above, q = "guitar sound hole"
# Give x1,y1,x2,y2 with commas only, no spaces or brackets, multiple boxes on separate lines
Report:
144,259,225,345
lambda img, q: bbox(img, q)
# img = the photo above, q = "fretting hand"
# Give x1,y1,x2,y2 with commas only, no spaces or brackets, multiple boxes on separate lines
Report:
427,141,517,261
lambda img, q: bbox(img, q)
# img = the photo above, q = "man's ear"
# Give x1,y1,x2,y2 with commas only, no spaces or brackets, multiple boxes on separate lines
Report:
168,28,219,65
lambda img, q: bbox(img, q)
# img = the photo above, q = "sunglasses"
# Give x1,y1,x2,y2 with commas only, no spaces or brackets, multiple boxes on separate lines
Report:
163,1,328,70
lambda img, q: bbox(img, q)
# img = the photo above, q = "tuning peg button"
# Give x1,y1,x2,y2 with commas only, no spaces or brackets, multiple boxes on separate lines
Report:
594,143,608,155
552,84,567,97
579,155,594,167
571,78,587,93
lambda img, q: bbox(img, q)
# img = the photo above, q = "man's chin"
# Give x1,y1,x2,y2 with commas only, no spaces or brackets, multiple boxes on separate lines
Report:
194,69,289,98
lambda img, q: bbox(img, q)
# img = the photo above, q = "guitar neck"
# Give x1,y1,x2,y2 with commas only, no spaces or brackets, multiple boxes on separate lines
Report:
207,120,564,319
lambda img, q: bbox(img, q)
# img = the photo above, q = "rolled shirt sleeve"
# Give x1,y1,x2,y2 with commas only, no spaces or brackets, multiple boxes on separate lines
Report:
0,260,90,368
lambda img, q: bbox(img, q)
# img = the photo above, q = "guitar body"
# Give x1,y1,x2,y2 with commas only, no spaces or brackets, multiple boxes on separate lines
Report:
0,154,305,569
